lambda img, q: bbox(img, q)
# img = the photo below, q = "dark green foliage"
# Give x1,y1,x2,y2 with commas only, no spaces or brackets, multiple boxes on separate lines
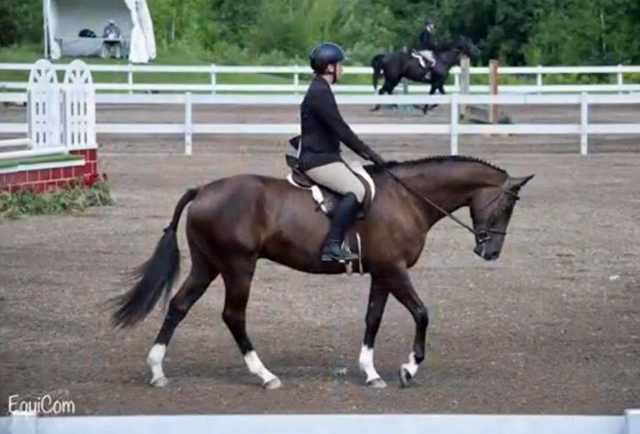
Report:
1,0,638,65
0,180,114,220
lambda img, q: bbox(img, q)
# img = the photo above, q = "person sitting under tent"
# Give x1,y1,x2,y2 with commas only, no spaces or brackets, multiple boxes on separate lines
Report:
101,20,123,59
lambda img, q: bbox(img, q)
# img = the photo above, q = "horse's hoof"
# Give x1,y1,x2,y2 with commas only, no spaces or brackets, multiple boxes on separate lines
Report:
366,378,387,389
399,367,413,388
151,376,169,388
263,377,282,390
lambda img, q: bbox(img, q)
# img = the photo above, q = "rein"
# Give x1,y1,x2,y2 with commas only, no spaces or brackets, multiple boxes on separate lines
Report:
382,167,518,242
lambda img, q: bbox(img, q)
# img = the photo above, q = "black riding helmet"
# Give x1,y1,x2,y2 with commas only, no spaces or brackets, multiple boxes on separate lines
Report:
424,17,436,26
309,43,346,74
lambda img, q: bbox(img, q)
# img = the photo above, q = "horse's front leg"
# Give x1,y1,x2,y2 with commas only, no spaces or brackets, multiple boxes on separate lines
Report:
423,83,438,114
359,275,391,388
389,271,429,387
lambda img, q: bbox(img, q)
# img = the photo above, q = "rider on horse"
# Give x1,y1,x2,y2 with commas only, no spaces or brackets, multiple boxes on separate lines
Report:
300,43,386,263
415,17,439,78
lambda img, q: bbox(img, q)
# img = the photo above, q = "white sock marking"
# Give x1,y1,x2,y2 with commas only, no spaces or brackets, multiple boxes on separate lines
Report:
358,345,381,383
244,351,277,384
401,352,419,377
147,344,167,382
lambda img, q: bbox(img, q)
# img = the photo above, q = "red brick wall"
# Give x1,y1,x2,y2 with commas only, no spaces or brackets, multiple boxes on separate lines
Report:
70,149,98,176
0,149,103,192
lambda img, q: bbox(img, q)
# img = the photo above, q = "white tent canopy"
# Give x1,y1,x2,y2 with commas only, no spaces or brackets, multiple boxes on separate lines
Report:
44,0,156,63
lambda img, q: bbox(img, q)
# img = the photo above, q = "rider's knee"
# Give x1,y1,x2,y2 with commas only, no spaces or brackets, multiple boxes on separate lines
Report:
348,184,365,204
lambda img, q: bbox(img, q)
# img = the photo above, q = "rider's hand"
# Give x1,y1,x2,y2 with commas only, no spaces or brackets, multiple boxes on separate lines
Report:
368,151,385,166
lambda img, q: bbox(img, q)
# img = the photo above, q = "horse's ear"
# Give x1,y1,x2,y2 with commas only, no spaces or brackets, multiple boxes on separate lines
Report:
510,174,535,190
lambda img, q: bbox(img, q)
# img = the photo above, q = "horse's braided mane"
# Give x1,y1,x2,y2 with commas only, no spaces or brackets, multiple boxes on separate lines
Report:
367,155,507,174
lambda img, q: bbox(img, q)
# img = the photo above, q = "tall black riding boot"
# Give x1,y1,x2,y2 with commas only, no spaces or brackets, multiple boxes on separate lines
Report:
321,193,360,262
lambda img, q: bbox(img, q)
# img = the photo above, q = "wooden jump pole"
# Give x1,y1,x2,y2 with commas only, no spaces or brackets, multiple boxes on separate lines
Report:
489,59,499,124
460,56,471,119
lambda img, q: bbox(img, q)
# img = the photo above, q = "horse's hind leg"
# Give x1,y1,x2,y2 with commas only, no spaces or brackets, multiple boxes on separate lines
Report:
389,271,429,387
372,87,387,112
359,275,390,388
147,247,218,387
221,257,281,389
385,80,401,109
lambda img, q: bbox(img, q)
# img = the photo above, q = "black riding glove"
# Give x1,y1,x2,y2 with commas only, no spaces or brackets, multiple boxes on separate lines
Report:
367,150,386,166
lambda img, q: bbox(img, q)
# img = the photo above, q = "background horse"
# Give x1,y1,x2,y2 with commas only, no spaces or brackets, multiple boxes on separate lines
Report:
112,156,533,389
371,36,477,114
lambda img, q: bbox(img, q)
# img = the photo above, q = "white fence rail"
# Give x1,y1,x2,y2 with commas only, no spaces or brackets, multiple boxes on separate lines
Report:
3,91,640,156
1,411,639,434
2,63,640,94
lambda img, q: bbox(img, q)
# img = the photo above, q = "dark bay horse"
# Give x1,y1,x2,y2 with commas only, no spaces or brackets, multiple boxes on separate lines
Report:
371,36,477,114
112,156,533,389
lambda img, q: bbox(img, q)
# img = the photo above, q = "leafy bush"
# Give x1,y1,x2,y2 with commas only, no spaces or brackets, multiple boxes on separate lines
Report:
0,180,113,220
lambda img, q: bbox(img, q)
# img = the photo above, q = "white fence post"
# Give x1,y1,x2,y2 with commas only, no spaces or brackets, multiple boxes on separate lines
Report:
450,93,459,155
625,409,640,434
185,92,193,155
127,64,133,94
536,65,543,94
211,64,217,94
293,64,300,94
454,71,460,93
617,64,623,94
580,92,588,155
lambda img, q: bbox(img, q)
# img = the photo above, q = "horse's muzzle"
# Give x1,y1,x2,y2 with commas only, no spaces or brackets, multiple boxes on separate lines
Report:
474,243,500,261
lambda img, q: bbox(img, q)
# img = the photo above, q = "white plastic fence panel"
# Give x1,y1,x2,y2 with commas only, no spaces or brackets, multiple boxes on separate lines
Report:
27,59,61,150
62,59,96,149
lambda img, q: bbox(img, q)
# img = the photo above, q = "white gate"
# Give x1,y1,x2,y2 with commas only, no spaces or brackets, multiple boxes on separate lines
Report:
27,59,61,150
62,60,96,149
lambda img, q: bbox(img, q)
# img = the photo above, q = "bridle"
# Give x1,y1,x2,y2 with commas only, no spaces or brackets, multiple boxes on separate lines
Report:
472,179,520,243
383,168,519,244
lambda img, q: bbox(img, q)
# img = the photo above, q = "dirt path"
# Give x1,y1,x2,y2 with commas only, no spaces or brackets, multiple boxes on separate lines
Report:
1,104,639,415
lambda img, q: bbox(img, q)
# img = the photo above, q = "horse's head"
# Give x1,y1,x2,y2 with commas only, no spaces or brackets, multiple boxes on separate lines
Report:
469,174,534,261
454,36,478,58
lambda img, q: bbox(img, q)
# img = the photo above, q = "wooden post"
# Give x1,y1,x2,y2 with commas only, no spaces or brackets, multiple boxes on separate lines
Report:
489,59,499,124
460,56,470,120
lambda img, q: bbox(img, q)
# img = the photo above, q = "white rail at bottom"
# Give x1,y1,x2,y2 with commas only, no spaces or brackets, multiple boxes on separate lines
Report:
2,410,639,434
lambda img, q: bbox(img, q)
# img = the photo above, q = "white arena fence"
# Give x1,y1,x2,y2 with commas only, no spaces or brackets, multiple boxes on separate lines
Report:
2,91,640,156
1,410,639,434
1,63,640,94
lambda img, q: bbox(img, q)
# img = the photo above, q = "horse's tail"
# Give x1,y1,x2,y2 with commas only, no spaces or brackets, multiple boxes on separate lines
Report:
110,188,199,328
371,54,385,90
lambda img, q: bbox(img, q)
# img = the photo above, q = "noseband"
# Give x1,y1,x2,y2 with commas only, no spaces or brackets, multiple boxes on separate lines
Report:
383,169,518,243
473,179,520,243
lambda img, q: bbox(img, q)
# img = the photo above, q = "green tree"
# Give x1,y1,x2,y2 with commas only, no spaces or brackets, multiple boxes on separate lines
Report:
0,0,41,47
525,0,640,65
